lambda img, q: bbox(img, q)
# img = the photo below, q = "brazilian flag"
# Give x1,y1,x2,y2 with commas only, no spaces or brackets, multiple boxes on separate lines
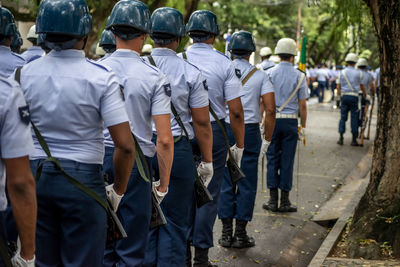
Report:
298,36,307,72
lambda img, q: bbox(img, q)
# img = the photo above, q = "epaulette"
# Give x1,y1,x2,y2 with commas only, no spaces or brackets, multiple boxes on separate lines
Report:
141,58,161,73
86,58,112,72
296,68,306,75
183,58,201,72
213,49,230,60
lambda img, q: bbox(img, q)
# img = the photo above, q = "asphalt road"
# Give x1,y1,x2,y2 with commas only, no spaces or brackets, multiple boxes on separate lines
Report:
208,94,376,267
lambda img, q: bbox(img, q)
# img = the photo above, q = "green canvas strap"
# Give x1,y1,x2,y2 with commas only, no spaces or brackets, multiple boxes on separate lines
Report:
180,53,235,160
131,135,150,183
14,67,108,211
241,68,257,86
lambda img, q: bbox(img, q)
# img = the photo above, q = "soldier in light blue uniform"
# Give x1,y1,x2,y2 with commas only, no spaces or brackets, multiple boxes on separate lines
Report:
17,0,135,265
262,38,308,214
21,25,46,63
336,53,367,146
182,10,245,267
357,58,375,129
0,77,36,267
142,8,213,267
218,31,276,249
98,29,116,61
101,1,174,266
0,7,25,77
257,46,275,71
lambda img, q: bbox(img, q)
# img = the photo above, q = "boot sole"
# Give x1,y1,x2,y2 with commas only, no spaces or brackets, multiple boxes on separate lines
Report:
232,242,255,248
218,240,232,248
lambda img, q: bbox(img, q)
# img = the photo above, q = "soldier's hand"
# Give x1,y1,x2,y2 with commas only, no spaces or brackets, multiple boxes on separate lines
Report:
152,180,168,204
261,139,271,154
11,252,35,267
298,127,306,141
106,184,124,212
230,144,244,168
197,161,213,188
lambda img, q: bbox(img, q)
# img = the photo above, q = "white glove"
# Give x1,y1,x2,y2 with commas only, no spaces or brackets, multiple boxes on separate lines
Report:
229,144,244,168
261,139,271,154
298,127,306,141
366,95,372,102
259,124,265,135
152,180,168,204
197,161,214,188
11,252,35,267
105,184,124,212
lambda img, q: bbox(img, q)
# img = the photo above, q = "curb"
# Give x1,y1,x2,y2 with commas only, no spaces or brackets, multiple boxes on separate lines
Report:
308,147,373,267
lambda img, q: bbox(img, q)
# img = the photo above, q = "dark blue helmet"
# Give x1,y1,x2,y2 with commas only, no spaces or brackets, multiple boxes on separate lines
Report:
107,0,151,38
0,7,17,37
228,31,256,53
99,29,116,53
11,30,23,51
151,7,185,38
36,0,92,37
37,33,46,45
186,10,219,36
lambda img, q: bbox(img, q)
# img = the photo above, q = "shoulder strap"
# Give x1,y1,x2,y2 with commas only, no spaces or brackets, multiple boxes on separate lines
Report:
263,65,274,71
147,56,190,141
342,70,355,92
277,72,305,113
182,52,187,60
131,134,150,182
241,68,257,86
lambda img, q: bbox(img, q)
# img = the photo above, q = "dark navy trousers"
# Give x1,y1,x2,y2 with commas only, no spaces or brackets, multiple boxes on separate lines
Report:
143,136,196,267
218,123,261,221
339,95,359,135
103,147,152,267
266,119,298,192
188,120,228,249
30,159,107,267
317,80,325,103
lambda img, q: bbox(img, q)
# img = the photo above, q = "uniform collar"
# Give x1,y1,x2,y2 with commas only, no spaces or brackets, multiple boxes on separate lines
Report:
279,61,293,67
346,66,355,69
151,48,176,56
113,49,140,58
234,58,251,66
0,45,11,52
191,43,213,50
28,46,44,51
48,49,85,58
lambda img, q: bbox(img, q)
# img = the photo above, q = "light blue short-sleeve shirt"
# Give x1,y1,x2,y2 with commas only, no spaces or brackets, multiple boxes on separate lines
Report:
337,66,363,93
21,46,46,63
266,62,309,114
0,78,34,211
258,59,275,71
101,49,171,157
144,48,209,139
179,43,242,121
361,69,374,93
0,45,25,78
19,49,129,164
227,59,274,124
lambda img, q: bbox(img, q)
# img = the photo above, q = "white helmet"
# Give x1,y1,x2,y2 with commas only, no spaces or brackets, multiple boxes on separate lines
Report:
345,53,358,63
260,46,272,57
142,44,153,55
356,58,368,67
96,43,106,57
274,38,297,56
27,25,38,41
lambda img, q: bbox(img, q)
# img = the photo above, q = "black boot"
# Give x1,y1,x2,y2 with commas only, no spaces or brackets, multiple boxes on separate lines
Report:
278,190,297,212
337,134,344,145
186,242,192,267
218,218,233,247
232,220,255,248
193,247,217,267
262,188,278,212
351,133,359,146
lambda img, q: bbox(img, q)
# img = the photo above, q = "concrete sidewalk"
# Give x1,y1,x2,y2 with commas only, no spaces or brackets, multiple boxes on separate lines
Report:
209,96,376,266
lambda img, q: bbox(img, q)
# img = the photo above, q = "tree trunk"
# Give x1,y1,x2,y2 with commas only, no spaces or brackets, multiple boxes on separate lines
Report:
347,0,400,259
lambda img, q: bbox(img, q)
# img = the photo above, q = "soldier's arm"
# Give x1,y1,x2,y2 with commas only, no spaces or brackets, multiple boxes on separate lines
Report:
299,99,307,128
108,122,135,195
153,114,174,192
6,156,36,261
227,98,245,148
191,106,213,163
360,84,367,97
261,93,276,142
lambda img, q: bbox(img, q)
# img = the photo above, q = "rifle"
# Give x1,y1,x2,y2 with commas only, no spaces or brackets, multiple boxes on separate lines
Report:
366,96,375,140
